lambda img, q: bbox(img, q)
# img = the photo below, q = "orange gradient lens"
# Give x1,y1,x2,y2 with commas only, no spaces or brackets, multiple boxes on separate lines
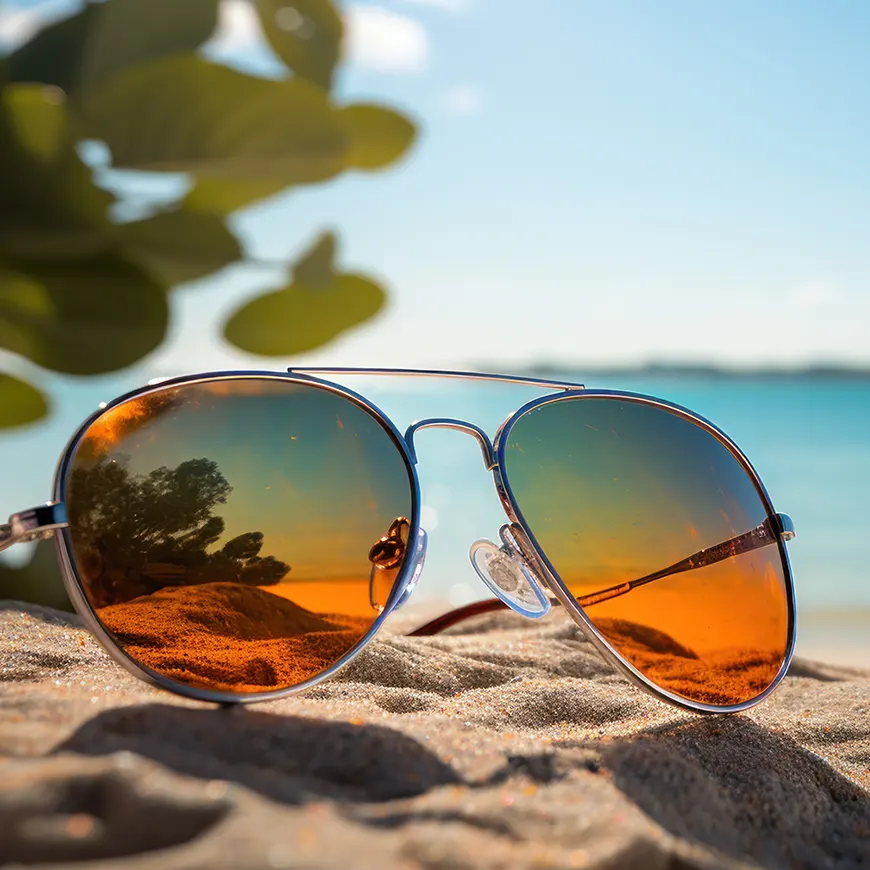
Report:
64,377,415,695
503,396,791,707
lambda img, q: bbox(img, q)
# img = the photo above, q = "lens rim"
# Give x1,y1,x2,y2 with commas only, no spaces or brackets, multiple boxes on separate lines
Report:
52,370,421,704
494,389,797,714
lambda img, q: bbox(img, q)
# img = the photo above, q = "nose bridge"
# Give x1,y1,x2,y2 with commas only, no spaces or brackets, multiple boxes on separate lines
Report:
403,418,497,470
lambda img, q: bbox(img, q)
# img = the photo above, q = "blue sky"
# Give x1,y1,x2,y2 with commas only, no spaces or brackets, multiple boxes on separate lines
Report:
3,0,870,373
1,1,867,628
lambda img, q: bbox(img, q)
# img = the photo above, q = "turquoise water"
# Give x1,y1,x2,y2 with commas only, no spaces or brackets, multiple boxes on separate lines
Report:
3,372,869,619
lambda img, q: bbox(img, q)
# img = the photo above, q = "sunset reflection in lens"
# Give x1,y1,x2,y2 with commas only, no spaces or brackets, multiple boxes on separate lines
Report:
65,378,415,695
503,396,791,707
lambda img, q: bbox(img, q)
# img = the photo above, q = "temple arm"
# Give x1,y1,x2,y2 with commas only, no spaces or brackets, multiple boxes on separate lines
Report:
407,513,795,637
0,504,68,554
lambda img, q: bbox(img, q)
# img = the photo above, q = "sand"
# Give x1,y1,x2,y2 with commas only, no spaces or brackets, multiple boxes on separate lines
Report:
96,582,372,693
1,599,868,869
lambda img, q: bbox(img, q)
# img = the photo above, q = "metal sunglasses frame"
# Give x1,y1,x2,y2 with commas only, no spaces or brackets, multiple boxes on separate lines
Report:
3,367,796,715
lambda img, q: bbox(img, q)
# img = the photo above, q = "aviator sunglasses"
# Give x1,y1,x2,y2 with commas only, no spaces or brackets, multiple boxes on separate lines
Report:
1,369,796,714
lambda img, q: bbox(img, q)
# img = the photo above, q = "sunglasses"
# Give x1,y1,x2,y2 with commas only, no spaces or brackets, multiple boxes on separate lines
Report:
1,368,796,713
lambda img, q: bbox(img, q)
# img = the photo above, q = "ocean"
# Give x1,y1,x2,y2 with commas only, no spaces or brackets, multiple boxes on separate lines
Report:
3,370,868,663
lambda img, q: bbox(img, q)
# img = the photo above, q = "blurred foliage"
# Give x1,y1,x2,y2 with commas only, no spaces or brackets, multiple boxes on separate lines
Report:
0,373,49,426
224,231,384,354
0,0,416,607
0,0,416,427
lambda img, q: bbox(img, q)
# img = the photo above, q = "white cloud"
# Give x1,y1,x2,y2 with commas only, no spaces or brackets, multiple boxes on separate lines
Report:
206,0,264,55
442,84,482,116
0,7,40,46
0,0,74,49
209,0,433,76
344,5,428,74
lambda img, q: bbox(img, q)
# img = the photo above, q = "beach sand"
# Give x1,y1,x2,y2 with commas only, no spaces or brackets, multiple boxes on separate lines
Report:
96,582,372,693
1,600,868,869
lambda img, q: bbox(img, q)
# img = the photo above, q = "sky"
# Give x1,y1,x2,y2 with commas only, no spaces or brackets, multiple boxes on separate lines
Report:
1,1,868,631
2,0,870,377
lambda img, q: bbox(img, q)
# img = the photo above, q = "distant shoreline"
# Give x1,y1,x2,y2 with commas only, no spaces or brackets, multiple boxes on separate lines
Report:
473,362,870,380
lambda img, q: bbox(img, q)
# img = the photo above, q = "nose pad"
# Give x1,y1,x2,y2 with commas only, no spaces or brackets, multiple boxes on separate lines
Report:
469,524,551,619
368,518,428,613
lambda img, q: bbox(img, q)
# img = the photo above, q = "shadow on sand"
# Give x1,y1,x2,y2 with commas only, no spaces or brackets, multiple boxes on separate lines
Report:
577,715,870,869
25,702,868,868
0,704,459,864
58,703,460,805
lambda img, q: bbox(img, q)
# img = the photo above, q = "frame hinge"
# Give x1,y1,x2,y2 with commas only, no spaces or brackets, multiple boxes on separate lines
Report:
0,502,68,553
773,512,796,541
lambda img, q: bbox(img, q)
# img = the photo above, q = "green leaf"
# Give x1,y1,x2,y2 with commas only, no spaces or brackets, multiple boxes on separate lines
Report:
292,230,335,287
80,54,348,182
7,0,218,96
182,176,290,215
224,275,385,355
77,0,219,93
223,232,385,355
0,256,168,375
254,0,343,90
182,104,419,212
6,6,95,94
0,84,113,259
0,86,241,281
0,373,49,428
340,104,417,170
116,208,243,286
3,83,66,161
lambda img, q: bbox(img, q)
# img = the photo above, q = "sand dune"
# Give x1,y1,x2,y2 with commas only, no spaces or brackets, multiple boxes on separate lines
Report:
96,582,372,693
595,617,701,659
99,582,344,642
595,616,785,705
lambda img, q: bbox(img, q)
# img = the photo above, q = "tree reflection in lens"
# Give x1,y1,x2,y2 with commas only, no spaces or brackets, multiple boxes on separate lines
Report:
65,380,415,695
70,456,290,607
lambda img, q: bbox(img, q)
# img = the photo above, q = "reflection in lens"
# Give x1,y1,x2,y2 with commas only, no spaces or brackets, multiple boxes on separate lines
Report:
368,517,410,612
64,377,415,694
503,396,790,707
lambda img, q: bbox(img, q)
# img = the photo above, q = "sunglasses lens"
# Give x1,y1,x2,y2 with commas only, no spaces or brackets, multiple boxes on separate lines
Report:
64,377,415,695
502,396,791,707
